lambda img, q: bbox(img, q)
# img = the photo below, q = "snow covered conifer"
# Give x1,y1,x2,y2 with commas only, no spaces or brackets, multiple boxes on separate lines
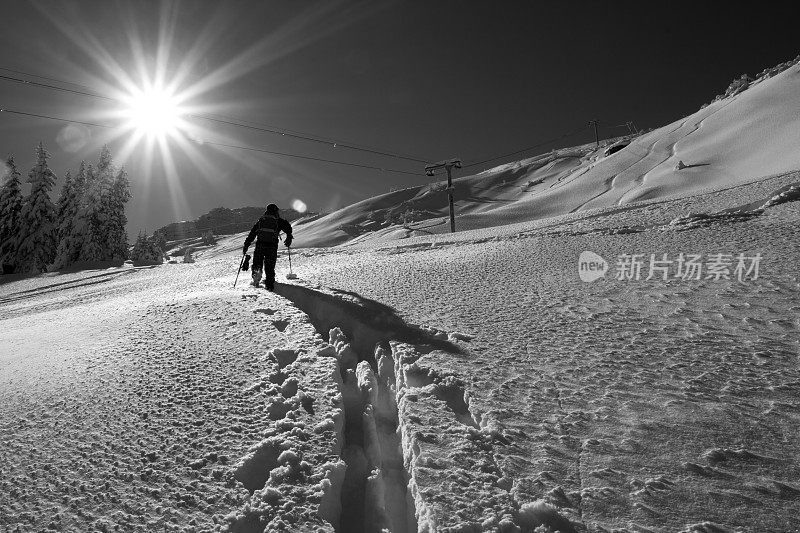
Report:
71,160,87,199
72,145,131,263
52,170,79,269
130,231,164,266
74,162,105,262
0,156,25,271
15,142,57,273
66,161,90,263
152,230,167,253
65,162,87,265
56,169,74,225
105,166,131,261
93,147,117,260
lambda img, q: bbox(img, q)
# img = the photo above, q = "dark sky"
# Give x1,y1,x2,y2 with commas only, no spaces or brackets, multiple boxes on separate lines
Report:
1,0,797,235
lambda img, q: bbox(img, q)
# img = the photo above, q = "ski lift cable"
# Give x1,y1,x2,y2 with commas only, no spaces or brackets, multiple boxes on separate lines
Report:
0,67,434,163
198,113,434,163
189,114,431,164
0,106,421,175
199,139,420,175
0,69,432,164
462,119,642,170
0,67,107,93
461,125,588,169
1,68,642,175
0,107,113,129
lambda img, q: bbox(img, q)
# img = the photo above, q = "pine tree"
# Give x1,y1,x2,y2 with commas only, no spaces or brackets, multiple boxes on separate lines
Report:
72,146,131,263
74,162,105,262
66,161,87,264
0,156,24,271
152,230,167,253
16,142,57,274
130,231,164,266
105,166,131,261
52,170,77,269
130,232,147,264
56,170,74,221
91,146,116,261
67,161,90,263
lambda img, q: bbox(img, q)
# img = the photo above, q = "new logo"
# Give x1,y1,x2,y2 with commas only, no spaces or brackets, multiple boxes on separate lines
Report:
578,251,608,282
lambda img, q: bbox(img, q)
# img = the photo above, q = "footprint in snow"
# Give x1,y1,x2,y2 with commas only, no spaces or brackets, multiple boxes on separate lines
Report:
271,320,290,332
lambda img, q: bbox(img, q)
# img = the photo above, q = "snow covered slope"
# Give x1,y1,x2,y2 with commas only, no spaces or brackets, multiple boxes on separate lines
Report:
3,167,800,532
293,61,800,248
275,169,800,532
2,58,800,533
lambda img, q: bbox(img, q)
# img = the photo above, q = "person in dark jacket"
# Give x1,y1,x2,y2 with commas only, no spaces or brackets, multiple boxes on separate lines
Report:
242,203,293,290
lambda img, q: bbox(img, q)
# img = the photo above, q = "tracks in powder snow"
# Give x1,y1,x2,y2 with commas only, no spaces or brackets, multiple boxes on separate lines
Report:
276,284,575,533
217,280,583,532
268,283,578,532
220,281,579,531
274,283,437,533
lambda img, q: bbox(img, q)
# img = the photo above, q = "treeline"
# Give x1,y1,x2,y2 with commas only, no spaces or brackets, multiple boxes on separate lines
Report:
0,142,131,275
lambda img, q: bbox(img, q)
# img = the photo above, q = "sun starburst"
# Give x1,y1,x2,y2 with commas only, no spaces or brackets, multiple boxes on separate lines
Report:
31,0,385,222
122,83,184,140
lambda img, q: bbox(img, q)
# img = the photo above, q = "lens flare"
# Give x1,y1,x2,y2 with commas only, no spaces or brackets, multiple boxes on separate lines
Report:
291,198,307,213
56,124,92,153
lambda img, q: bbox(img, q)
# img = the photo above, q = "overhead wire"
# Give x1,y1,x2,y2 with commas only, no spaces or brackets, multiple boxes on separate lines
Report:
189,114,431,164
0,108,112,129
0,68,432,164
461,118,645,171
2,67,642,176
0,67,109,92
461,125,588,169
0,73,115,102
0,107,420,175
196,139,421,175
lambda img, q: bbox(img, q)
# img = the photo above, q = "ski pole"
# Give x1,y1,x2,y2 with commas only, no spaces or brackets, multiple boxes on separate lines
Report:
234,253,246,288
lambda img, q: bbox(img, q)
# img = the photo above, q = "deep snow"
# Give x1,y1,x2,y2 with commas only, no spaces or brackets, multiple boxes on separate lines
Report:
2,62,800,533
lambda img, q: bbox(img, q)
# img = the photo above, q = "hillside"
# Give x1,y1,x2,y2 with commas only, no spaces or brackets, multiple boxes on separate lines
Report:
292,59,800,248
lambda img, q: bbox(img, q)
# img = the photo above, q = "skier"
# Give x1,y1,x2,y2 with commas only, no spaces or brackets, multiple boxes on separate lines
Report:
242,203,293,290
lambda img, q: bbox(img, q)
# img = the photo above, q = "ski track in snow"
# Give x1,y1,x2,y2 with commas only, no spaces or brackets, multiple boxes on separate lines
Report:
2,171,800,532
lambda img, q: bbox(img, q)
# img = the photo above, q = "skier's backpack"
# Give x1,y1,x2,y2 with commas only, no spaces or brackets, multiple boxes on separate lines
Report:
256,214,281,244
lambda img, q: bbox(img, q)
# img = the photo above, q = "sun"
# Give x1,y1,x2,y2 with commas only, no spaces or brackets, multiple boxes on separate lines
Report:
123,83,183,139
